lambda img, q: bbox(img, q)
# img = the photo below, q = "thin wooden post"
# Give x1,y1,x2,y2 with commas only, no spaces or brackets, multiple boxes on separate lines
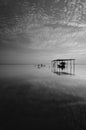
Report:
57,61,58,72
70,60,72,75
73,59,75,75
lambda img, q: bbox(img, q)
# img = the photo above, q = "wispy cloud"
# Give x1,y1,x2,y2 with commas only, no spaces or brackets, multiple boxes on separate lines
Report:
1,0,86,64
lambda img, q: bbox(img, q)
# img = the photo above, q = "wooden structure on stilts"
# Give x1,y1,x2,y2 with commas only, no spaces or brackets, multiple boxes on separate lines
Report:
51,59,75,75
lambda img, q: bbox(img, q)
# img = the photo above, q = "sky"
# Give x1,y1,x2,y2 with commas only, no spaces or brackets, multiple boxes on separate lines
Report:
0,0,86,64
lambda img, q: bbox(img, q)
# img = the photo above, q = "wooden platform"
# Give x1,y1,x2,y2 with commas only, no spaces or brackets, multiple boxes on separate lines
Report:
51,59,75,75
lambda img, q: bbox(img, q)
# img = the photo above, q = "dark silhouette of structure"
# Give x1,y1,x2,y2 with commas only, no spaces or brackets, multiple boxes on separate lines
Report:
35,64,46,69
58,61,66,70
51,59,75,75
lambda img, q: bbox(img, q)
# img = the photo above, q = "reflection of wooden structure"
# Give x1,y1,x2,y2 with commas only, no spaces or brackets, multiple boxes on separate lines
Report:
51,59,75,75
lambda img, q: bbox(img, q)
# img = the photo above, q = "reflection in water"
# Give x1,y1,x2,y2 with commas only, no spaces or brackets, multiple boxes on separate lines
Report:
53,71,73,76
0,64,86,80
0,64,86,129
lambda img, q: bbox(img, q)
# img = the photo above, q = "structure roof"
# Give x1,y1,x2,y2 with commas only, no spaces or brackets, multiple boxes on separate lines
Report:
51,59,75,62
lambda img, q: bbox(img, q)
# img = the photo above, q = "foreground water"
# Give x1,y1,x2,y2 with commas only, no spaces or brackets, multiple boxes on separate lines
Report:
0,64,86,129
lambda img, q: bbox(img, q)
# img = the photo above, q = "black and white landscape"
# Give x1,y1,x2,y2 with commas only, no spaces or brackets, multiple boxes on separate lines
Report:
1,0,86,129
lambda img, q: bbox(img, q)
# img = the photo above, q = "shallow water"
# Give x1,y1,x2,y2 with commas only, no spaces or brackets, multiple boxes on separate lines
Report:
0,65,86,129
0,64,86,80
0,65,86,78
1,64,86,100
0,64,86,90
75,65,86,79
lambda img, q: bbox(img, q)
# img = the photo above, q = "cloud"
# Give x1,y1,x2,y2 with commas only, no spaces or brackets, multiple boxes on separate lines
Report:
25,25,86,52
1,20,86,55
1,0,86,64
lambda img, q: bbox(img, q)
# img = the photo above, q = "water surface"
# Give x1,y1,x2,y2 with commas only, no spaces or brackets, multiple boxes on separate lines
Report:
0,64,86,129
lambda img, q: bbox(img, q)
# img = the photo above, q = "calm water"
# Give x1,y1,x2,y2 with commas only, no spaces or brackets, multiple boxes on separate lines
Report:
0,65,86,129
1,64,86,99
0,64,86,79
0,64,86,89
